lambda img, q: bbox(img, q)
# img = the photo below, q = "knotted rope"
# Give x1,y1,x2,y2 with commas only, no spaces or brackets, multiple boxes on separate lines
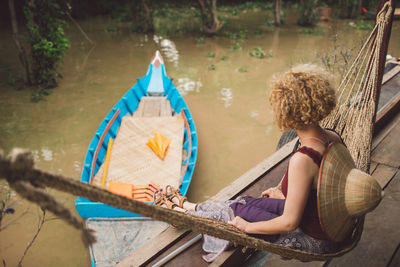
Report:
322,1,393,172
0,148,359,261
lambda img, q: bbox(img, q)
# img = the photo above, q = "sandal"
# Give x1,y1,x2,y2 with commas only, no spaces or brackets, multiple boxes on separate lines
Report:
153,190,178,210
153,190,181,228
148,181,161,193
165,185,187,208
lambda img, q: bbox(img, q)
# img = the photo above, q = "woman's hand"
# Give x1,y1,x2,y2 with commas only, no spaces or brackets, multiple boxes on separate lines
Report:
261,187,285,199
228,216,250,232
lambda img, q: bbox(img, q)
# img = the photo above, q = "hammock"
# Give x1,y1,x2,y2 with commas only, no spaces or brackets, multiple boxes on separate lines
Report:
0,1,395,263
322,0,394,173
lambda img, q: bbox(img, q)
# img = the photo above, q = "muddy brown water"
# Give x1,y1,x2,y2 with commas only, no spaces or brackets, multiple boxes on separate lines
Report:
0,13,399,266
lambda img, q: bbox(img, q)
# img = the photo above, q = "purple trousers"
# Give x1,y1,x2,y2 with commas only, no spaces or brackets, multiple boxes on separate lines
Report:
230,196,285,242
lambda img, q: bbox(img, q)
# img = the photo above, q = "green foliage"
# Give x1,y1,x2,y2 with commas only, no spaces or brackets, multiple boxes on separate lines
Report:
297,0,320,27
237,1,273,11
238,67,248,72
363,0,378,11
249,47,272,59
153,7,182,20
7,73,24,90
290,2,301,9
230,42,242,50
130,1,154,33
3,67,24,90
316,34,356,80
191,8,201,18
354,19,374,30
207,52,216,58
24,0,70,89
106,25,120,32
299,27,325,35
231,8,239,16
208,64,216,71
264,20,275,27
195,36,205,44
109,3,131,22
223,29,247,40
338,0,361,19
31,87,52,102
220,55,228,61
152,5,201,35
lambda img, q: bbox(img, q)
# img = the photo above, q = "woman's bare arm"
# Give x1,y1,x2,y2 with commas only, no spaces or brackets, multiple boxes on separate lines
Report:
229,153,317,234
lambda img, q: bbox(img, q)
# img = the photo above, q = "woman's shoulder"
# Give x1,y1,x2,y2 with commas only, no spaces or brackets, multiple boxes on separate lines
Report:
289,150,320,171
324,128,344,144
288,152,319,183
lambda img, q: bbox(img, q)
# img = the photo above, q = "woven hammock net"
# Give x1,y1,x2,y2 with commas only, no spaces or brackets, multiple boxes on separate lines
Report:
0,1,394,263
322,1,393,172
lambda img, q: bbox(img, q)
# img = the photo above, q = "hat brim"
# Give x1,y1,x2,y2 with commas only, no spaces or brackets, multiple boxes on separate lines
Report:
317,143,357,242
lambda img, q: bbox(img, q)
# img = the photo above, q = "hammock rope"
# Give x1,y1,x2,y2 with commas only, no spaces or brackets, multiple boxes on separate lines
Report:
0,1,393,262
322,1,393,172
0,149,362,261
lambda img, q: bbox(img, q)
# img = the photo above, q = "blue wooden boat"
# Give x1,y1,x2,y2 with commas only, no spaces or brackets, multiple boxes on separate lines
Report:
75,51,198,219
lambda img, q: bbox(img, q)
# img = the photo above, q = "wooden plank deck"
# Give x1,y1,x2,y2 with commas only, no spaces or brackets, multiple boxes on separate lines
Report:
117,65,400,267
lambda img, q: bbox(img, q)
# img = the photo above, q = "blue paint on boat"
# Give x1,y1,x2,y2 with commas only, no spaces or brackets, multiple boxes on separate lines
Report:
147,64,165,95
75,51,198,219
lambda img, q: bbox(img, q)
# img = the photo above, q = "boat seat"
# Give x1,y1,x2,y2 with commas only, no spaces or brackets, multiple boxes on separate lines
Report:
133,96,172,117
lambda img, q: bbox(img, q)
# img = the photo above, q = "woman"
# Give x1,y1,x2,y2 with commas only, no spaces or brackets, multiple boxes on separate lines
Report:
154,64,342,261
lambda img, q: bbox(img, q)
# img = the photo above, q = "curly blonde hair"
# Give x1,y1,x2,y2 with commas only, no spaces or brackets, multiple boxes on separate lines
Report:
269,64,336,130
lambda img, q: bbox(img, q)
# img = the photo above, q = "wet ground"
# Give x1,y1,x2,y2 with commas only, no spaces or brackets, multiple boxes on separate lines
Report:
0,8,399,266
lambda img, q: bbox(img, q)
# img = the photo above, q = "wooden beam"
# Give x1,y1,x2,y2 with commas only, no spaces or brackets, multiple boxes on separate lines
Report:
116,228,190,267
375,91,400,132
382,63,400,85
373,0,396,125
373,110,400,151
369,163,398,188
387,243,400,267
375,64,400,132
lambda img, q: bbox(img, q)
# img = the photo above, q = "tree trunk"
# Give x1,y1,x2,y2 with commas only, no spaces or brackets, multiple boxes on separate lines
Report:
197,0,223,35
8,0,31,85
130,0,153,33
141,0,152,32
274,0,281,26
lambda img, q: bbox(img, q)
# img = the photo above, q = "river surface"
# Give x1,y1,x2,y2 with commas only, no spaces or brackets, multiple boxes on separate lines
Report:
0,9,399,266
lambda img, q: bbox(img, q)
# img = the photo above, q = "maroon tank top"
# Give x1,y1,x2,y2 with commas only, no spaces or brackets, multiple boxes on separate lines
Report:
281,146,330,240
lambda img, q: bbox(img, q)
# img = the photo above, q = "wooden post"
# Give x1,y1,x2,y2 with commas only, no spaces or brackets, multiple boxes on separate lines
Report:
373,0,396,132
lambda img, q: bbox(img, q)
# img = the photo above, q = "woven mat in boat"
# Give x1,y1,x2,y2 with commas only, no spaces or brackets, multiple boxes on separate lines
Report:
93,115,184,190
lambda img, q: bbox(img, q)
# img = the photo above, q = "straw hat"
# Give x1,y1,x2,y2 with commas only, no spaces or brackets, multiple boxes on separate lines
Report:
316,142,383,242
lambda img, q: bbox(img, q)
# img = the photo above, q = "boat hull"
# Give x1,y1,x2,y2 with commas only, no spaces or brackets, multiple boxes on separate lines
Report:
75,52,198,219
